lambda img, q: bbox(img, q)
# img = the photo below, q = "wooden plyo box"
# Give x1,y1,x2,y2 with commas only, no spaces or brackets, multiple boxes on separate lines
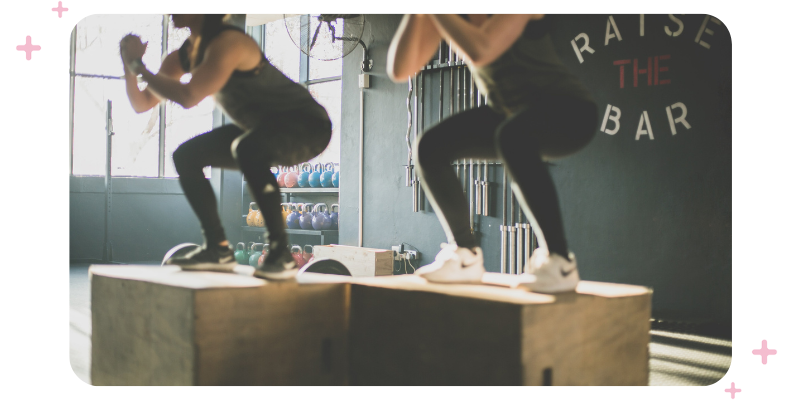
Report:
347,273,652,386
312,245,393,277
90,265,350,386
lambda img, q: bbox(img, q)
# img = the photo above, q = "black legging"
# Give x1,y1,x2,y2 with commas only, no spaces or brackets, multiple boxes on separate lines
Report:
173,113,331,252
415,95,597,259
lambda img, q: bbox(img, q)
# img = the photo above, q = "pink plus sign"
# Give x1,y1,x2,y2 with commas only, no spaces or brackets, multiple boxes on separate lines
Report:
725,382,741,399
16,36,41,60
52,2,68,18
752,339,777,364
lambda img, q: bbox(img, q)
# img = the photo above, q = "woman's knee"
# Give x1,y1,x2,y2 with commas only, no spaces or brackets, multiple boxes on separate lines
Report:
415,128,455,171
172,141,197,175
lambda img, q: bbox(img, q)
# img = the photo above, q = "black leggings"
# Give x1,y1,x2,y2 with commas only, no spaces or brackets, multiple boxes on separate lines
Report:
173,114,331,252
415,96,597,259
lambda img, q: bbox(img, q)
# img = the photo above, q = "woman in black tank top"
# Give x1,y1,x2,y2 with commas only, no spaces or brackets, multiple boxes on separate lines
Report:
388,15,597,293
120,15,331,280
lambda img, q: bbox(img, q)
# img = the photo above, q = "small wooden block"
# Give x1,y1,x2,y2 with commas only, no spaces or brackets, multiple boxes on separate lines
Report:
90,265,349,385
347,273,652,385
312,245,393,277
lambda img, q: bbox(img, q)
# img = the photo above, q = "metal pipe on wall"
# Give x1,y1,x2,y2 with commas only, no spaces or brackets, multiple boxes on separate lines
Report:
358,88,364,247
509,191,516,275
482,161,489,216
405,76,414,187
516,202,523,274
103,100,114,262
500,168,507,273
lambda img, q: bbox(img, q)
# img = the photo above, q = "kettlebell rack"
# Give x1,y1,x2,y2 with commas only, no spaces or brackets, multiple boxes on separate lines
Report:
240,162,340,246
404,41,537,274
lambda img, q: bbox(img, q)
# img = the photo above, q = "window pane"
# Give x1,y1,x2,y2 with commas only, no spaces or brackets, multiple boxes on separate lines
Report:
264,18,300,82
72,77,159,177
308,17,343,80
75,15,163,76
163,96,216,178
168,17,191,53
307,80,341,164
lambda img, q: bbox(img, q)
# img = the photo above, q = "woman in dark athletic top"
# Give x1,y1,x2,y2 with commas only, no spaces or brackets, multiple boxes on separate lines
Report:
120,14,331,280
388,14,597,293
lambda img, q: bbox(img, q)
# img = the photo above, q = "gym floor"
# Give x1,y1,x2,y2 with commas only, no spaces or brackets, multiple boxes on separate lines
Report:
69,263,731,386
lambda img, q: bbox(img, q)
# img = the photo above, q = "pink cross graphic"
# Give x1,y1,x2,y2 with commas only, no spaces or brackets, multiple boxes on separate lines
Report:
16,36,41,60
725,382,741,399
752,339,777,364
52,2,68,18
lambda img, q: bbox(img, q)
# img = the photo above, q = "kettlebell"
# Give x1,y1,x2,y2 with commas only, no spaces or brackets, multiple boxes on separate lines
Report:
277,166,288,188
303,245,314,263
281,203,291,226
284,165,299,188
258,244,269,267
246,202,258,227
299,203,315,230
286,204,301,229
297,163,312,188
246,241,255,257
312,203,332,230
309,163,323,188
271,166,280,180
332,170,339,188
291,245,307,268
320,162,335,188
330,203,339,230
234,242,248,265
254,209,265,227
249,243,263,267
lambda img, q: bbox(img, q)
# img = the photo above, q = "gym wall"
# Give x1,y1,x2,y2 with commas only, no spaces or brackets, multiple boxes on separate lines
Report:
339,15,731,329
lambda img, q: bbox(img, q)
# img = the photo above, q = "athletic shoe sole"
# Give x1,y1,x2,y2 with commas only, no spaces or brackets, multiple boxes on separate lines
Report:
253,268,299,281
173,261,237,273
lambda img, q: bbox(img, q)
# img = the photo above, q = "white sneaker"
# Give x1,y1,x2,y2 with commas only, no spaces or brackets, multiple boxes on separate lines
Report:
518,248,580,293
414,243,485,283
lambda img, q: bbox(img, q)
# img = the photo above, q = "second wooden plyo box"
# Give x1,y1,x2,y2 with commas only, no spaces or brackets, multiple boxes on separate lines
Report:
312,245,393,277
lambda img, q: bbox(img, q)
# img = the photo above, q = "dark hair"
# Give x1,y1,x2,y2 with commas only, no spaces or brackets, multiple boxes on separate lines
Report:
190,14,228,69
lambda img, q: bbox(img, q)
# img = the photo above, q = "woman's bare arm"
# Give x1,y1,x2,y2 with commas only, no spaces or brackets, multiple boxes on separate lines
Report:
123,51,184,113
387,14,442,82
130,31,248,109
427,14,534,68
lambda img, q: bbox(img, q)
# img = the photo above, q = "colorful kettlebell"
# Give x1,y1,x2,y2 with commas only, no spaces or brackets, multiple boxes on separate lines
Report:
286,204,301,229
246,202,258,227
277,166,288,188
309,163,323,188
297,163,312,188
330,203,339,230
281,203,291,225
254,209,265,227
312,203,331,230
332,170,339,188
249,243,263,267
299,203,315,230
291,245,307,268
271,166,280,180
258,244,269,267
303,245,314,263
320,162,335,188
284,165,299,188
234,242,248,265
246,241,255,257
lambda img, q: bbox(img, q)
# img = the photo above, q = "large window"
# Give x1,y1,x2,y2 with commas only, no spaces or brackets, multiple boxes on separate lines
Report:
70,15,342,177
71,15,214,178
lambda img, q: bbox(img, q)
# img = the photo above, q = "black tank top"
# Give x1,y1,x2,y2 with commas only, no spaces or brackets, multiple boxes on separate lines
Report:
178,25,328,130
460,15,594,115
